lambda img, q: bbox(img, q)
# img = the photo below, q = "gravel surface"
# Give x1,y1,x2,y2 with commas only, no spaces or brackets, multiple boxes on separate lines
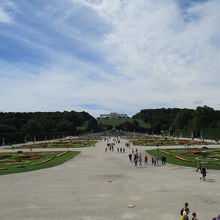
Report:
0,138,219,220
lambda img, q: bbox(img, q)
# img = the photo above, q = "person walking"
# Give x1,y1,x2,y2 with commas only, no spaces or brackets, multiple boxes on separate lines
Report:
144,155,148,165
128,153,132,162
200,167,206,181
161,156,167,165
180,208,190,220
139,154,142,166
196,160,202,172
134,155,138,167
154,157,157,166
151,157,154,165
180,203,190,216
156,156,160,166
192,212,198,220
212,214,220,220
163,156,166,165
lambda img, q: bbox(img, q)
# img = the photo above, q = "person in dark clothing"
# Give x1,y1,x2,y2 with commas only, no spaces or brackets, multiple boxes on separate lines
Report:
151,157,154,165
134,156,138,167
161,156,167,165
212,214,220,220
192,212,198,220
144,155,148,165
200,167,206,181
164,156,166,165
129,154,132,162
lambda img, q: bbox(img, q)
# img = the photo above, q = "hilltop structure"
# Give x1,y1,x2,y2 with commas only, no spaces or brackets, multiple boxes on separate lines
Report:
99,112,128,120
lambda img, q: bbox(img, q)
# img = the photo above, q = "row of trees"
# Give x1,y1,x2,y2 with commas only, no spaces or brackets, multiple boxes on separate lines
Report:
132,106,220,139
1,105,220,145
0,111,101,145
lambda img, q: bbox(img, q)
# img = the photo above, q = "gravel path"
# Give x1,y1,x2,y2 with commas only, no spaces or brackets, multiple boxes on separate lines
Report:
0,138,219,220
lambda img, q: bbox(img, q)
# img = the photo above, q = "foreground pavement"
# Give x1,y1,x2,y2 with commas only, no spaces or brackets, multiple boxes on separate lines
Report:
0,138,219,220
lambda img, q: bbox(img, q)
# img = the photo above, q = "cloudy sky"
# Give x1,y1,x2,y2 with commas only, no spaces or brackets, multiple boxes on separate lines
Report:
0,0,219,117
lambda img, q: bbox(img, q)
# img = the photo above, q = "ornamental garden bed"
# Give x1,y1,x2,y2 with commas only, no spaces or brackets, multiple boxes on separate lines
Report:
127,136,215,146
147,148,220,170
0,151,80,175
8,139,98,149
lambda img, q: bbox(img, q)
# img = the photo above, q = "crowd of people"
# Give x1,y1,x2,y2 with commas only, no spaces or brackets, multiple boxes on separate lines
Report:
180,202,197,220
103,136,167,168
128,151,147,167
103,136,217,219
180,202,219,220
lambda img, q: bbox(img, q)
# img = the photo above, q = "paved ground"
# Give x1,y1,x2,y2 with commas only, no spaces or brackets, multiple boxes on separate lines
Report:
0,138,219,220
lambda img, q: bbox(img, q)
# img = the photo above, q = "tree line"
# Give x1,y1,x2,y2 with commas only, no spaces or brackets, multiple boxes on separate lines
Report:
0,111,100,145
132,105,220,139
1,105,220,145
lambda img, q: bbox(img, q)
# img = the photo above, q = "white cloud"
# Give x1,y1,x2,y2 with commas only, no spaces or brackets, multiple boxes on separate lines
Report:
71,0,220,113
1,0,220,117
0,0,15,23
0,7,11,23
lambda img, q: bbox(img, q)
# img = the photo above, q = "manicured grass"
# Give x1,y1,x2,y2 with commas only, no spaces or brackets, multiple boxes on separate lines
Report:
0,151,80,175
128,136,215,146
147,148,220,170
97,119,150,128
8,140,98,149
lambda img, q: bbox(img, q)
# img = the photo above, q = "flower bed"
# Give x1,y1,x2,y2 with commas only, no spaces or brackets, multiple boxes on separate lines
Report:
129,136,215,146
0,151,80,175
172,155,193,162
31,157,54,166
31,151,69,165
158,150,170,155
159,150,195,162
0,153,12,158
56,151,68,157
147,147,220,169
0,160,17,163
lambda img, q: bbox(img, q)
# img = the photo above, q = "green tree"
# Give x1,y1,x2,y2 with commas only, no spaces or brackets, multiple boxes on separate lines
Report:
21,119,44,138
171,109,193,129
193,106,215,130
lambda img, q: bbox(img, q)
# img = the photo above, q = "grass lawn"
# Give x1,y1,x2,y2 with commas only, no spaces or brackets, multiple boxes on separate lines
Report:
129,136,215,146
8,140,98,149
147,148,220,170
97,119,150,128
0,151,80,175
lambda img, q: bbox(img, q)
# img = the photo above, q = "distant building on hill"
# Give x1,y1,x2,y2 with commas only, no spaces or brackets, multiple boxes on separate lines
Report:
99,112,128,120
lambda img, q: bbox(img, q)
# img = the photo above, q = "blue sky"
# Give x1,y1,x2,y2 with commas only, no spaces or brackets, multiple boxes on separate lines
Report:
0,0,220,117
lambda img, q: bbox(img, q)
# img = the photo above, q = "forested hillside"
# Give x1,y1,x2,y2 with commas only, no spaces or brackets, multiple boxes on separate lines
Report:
133,106,220,139
0,111,100,145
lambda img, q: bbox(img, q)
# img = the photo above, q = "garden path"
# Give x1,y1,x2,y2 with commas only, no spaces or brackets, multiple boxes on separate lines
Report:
0,138,219,220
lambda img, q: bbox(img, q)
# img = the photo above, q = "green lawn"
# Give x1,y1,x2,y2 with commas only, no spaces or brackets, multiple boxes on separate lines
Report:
129,136,215,146
0,151,80,175
8,140,98,149
147,148,220,170
97,119,150,128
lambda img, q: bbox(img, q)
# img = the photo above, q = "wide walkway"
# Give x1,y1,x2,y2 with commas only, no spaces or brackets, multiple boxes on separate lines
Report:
0,138,219,220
